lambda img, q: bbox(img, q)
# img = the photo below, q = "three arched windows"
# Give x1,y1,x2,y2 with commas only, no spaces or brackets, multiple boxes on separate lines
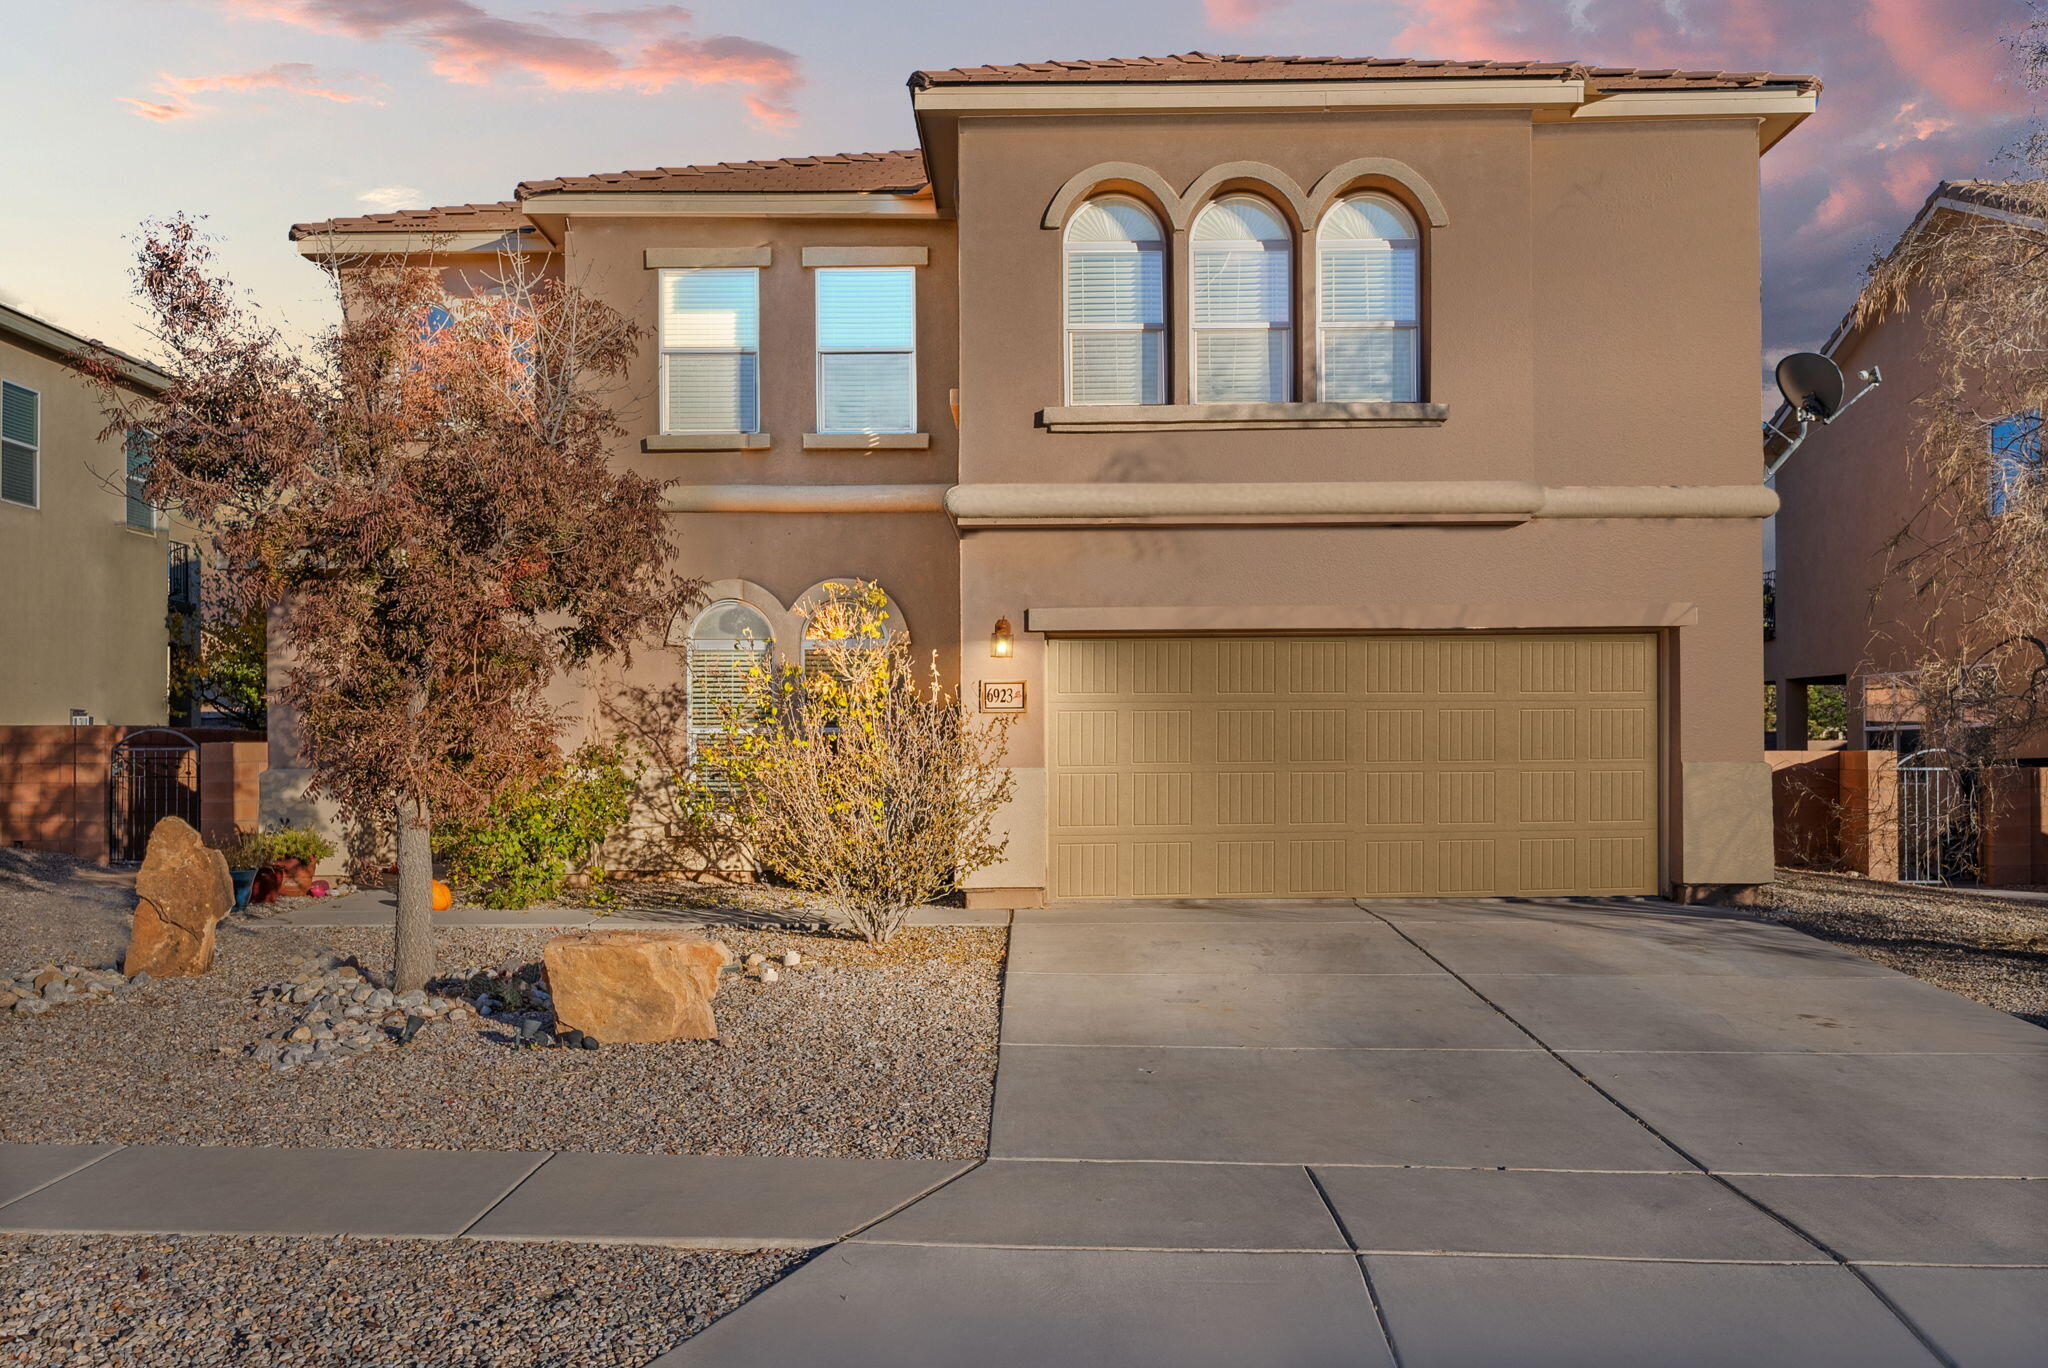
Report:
1064,189,1421,406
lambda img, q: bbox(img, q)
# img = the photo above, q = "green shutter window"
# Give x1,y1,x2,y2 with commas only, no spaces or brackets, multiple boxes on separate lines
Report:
125,430,156,529
1,381,38,507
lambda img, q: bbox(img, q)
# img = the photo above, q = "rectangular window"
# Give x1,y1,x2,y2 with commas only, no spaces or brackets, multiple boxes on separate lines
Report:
1318,241,1419,402
1989,412,2042,515
660,268,760,434
125,430,157,530
1191,242,1291,403
1,380,38,508
1066,244,1164,405
815,268,915,434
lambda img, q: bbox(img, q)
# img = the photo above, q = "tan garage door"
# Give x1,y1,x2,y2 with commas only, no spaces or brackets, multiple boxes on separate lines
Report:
1046,633,1659,899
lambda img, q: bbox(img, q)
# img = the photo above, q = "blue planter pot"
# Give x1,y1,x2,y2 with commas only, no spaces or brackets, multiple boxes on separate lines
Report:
231,868,257,911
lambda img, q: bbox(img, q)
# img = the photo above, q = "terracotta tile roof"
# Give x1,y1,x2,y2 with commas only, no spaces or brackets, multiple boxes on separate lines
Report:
1934,179,2044,218
516,149,928,198
910,52,1820,95
288,201,527,242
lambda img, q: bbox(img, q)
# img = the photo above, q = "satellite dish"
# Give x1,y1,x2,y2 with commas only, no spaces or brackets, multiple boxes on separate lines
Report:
1776,352,1846,422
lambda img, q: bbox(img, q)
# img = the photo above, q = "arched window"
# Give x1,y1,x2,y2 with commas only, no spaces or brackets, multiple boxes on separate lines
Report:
1192,195,1292,403
1064,196,1165,406
685,600,773,769
1316,194,1419,402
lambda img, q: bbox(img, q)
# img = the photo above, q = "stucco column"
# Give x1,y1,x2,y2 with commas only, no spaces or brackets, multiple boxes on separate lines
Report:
1839,749,1900,881
1978,766,2037,887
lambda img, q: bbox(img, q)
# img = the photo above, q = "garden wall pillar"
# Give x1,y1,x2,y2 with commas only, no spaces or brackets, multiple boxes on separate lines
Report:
1839,749,1900,882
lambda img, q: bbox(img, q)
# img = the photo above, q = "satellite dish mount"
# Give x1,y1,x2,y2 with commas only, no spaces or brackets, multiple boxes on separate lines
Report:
1765,352,1882,478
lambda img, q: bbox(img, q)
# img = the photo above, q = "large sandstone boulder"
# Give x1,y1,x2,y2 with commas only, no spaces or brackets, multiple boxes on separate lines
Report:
123,817,234,978
542,929,733,1043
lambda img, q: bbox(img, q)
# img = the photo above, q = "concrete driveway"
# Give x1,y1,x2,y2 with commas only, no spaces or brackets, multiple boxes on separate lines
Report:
662,898,2048,1367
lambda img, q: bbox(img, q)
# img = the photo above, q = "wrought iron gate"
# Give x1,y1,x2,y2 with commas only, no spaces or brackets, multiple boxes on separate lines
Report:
108,729,199,862
1897,748,1973,885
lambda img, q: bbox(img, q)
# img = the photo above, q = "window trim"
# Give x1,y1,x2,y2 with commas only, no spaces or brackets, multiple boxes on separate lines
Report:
813,265,918,436
1062,194,1168,407
1314,192,1421,404
657,266,762,437
1189,195,1295,405
1,379,41,510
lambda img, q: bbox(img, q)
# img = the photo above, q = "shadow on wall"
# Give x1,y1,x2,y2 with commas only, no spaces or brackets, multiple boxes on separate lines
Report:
599,681,753,878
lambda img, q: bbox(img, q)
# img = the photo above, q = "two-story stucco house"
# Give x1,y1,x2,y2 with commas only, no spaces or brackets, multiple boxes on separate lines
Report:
1767,181,2048,758
278,53,1815,907
0,302,178,726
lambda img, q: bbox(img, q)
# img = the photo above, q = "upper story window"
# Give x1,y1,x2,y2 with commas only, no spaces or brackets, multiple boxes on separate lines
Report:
660,267,760,434
1317,194,1420,403
1989,412,2043,515
1,380,38,508
124,430,157,531
1191,196,1292,404
1064,196,1165,405
816,267,916,435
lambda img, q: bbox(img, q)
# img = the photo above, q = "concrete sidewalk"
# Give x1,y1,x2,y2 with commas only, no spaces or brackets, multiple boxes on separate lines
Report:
0,1144,970,1247
262,887,1010,929
663,897,2048,1368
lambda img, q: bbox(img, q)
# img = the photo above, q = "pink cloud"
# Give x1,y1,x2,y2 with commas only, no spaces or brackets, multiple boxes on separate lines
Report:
119,61,384,120
1204,0,1289,32
222,0,802,129
1377,0,2029,357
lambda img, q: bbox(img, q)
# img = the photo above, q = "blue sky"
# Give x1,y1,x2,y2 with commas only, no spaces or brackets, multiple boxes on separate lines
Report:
3,0,2035,366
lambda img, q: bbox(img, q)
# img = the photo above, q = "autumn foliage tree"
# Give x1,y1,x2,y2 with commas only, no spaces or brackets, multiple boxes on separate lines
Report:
83,216,683,988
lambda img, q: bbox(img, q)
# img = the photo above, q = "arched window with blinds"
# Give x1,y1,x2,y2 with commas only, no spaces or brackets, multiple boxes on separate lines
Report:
1191,195,1293,404
1064,196,1165,406
1316,193,1420,403
685,600,773,778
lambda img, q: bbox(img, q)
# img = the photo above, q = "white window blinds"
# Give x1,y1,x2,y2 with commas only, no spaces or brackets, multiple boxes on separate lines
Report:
125,431,156,530
1064,197,1165,406
685,599,774,781
660,268,760,433
815,267,916,434
1317,194,1420,403
1192,196,1292,403
1,381,38,507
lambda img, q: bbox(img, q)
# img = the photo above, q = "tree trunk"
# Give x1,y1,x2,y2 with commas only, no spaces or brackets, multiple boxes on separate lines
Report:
394,792,435,991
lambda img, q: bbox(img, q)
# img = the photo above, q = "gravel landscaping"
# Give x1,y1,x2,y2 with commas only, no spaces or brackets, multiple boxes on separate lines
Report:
0,850,1004,1157
1758,869,2048,1027
0,1233,799,1367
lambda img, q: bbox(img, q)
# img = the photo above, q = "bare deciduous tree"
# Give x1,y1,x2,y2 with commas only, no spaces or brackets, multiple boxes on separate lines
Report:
81,216,687,987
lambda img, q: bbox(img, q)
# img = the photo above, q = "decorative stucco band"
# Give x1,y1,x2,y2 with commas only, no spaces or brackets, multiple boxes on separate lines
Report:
946,482,1778,527
643,246,773,268
662,483,951,513
1024,603,1700,633
1040,155,1449,231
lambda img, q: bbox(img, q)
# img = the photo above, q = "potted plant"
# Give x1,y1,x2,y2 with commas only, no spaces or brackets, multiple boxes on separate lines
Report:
262,825,336,896
218,831,270,910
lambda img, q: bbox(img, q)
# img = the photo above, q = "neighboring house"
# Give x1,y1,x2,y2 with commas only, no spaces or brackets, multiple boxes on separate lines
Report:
0,301,179,725
279,52,1815,905
1765,181,2042,756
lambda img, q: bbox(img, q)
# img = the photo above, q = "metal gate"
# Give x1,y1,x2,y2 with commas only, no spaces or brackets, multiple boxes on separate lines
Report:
1898,748,1973,885
108,729,199,862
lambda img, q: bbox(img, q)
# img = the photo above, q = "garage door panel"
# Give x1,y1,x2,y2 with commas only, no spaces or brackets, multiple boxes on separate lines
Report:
1047,633,1659,899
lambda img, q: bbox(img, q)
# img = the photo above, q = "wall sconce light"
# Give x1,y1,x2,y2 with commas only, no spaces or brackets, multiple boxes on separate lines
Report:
990,617,1014,659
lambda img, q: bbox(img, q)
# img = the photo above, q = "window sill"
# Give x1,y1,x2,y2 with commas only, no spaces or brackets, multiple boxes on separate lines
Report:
1037,401,1446,433
644,433,771,452
802,433,931,451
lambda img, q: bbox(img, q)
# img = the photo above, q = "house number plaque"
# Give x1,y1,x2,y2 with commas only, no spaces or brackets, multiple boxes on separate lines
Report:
979,680,1027,713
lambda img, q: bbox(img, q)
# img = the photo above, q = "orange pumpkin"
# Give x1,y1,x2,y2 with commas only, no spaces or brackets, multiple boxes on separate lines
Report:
431,879,454,911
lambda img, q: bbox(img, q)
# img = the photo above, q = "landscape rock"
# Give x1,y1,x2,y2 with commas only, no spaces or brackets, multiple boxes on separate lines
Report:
123,817,233,978
543,929,733,1043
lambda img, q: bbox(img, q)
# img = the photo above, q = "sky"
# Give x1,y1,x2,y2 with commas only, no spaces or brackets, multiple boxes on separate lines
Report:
2,0,2039,376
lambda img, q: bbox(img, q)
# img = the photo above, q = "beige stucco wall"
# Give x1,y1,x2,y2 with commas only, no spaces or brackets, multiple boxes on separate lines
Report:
948,110,1773,894
0,334,171,725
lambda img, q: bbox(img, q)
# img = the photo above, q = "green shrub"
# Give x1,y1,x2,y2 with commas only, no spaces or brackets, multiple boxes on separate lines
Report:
436,743,637,909
218,826,335,870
